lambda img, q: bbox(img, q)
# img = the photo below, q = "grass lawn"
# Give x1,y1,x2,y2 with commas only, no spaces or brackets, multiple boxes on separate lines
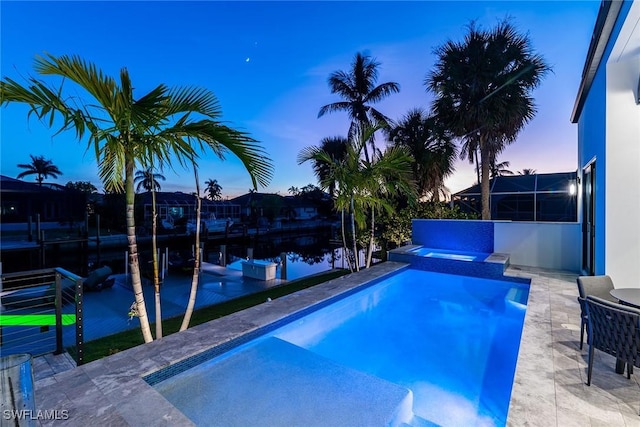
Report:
68,268,351,363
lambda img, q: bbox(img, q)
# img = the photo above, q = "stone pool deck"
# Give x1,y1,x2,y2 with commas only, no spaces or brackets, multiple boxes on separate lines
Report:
31,263,640,426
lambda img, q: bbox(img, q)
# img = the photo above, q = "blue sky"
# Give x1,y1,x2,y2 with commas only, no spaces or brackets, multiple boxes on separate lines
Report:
1,1,600,197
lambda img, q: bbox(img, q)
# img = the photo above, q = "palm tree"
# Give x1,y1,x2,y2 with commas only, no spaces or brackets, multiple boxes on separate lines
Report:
518,168,537,175
16,155,62,185
299,138,361,271
356,142,416,268
1,53,273,342
388,108,457,201
312,137,349,198
298,136,350,268
426,20,550,219
144,162,164,339
299,125,415,271
134,168,165,193
318,52,399,162
134,161,167,339
180,166,202,331
204,178,222,201
490,158,514,178
287,186,300,196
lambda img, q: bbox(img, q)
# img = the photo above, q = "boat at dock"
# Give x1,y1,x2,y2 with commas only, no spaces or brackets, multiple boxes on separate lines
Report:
186,214,232,235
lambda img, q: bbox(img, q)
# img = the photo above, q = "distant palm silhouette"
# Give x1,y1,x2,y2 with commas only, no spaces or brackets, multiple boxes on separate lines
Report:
205,179,222,200
288,186,300,196
16,154,62,185
134,168,165,192
490,159,514,178
518,168,537,175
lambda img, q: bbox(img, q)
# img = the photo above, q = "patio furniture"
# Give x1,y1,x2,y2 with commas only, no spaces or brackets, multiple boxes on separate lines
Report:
610,288,640,309
583,295,640,386
576,275,617,349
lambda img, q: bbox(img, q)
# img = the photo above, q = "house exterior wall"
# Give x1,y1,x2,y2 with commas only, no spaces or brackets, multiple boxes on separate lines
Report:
577,0,639,285
577,65,607,275
605,21,640,286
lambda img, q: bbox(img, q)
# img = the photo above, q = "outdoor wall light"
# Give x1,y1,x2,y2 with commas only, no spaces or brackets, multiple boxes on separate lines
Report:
569,182,577,196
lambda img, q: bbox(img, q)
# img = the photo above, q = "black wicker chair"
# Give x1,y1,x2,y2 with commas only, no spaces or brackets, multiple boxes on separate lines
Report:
576,276,617,349
584,295,640,386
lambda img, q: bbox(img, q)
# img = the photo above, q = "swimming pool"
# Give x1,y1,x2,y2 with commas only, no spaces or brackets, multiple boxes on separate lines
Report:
152,268,529,426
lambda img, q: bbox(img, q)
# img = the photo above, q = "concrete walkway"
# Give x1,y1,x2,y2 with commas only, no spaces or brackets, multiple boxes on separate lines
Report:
26,263,640,426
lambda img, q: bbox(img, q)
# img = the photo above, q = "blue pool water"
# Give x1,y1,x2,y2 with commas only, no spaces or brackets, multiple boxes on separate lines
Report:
410,246,490,262
153,268,529,426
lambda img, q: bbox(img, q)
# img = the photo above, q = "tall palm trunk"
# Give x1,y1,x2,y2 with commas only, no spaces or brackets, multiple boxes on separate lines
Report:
180,167,202,331
151,185,162,339
350,196,359,271
474,146,481,185
366,208,375,268
125,158,153,343
480,140,491,220
340,208,353,272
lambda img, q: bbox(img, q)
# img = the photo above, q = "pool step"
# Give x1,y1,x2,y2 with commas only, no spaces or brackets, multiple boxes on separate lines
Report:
160,337,414,426
505,286,529,306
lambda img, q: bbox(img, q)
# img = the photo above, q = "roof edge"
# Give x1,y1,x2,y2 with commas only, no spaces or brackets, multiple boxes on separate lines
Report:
570,0,625,123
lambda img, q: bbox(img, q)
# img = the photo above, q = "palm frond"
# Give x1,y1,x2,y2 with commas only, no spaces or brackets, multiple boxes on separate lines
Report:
364,82,400,104
317,101,351,118
33,53,117,113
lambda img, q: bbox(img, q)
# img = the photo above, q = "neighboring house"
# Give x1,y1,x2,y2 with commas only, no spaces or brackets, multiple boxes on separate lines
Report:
137,191,241,226
571,0,640,280
0,175,86,227
230,192,286,223
283,196,321,220
452,172,578,222
230,191,332,223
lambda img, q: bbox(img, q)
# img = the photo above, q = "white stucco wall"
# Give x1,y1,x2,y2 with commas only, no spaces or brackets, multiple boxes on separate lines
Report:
494,222,581,272
603,0,640,287
605,58,640,287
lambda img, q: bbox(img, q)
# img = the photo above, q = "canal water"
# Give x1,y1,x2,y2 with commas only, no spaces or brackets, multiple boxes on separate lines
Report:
1,230,370,281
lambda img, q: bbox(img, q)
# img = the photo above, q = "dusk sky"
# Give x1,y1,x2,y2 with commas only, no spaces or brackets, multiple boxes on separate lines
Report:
1,1,601,198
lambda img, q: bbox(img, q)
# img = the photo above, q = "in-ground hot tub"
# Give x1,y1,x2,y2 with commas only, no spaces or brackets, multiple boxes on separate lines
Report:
388,245,509,279
409,246,490,262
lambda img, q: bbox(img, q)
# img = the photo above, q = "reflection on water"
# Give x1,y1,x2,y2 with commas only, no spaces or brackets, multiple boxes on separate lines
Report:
225,247,373,281
5,231,379,280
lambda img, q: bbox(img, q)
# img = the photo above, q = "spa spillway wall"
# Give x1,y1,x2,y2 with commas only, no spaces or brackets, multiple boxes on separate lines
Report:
388,219,512,280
